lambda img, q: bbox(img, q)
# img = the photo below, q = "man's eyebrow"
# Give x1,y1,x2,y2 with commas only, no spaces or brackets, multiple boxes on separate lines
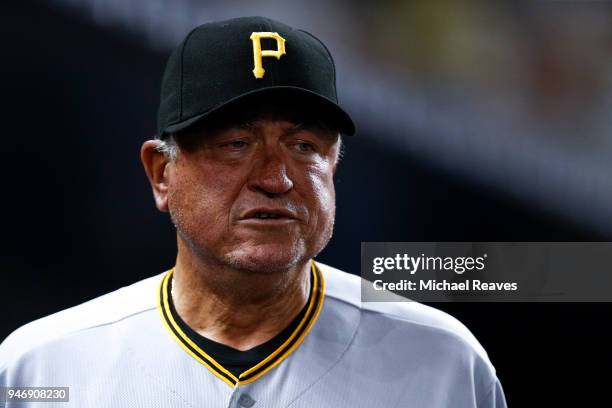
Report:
235,120,255,130
293,121,340,139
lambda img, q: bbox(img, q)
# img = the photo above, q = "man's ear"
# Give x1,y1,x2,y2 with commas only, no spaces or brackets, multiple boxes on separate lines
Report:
141,140,171,212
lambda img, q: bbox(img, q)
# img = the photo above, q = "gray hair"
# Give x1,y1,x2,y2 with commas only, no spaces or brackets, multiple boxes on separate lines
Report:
155,134,179,161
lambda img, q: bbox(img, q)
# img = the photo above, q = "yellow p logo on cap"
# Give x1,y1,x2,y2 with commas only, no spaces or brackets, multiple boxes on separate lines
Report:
250,32,286,79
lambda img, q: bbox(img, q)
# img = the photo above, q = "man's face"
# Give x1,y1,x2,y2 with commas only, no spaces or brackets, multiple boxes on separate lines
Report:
164,110,341,273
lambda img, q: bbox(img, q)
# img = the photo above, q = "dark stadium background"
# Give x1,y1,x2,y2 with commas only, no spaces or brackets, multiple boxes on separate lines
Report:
2,1,611,405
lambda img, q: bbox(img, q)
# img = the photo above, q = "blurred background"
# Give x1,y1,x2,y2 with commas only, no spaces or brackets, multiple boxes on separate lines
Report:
2,0,611,405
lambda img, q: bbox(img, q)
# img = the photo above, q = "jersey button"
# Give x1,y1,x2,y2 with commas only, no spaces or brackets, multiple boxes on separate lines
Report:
238,393,256,408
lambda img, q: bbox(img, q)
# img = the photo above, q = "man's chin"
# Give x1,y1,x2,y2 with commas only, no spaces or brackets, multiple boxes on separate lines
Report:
224,243,307,274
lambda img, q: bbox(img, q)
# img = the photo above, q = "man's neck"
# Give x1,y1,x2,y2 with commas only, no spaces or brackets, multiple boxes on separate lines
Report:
171,244,311,351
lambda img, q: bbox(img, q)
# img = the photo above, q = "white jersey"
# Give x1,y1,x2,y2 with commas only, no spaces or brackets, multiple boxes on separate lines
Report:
0,262,506,407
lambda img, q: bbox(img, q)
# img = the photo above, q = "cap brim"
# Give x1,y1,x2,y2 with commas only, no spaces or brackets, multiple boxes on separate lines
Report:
162,86,355,136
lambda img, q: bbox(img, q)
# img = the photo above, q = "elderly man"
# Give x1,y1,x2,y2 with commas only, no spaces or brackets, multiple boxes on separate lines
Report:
0,17,505,407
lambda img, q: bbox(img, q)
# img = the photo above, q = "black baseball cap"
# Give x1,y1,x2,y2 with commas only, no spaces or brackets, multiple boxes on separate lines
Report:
157,16,355,137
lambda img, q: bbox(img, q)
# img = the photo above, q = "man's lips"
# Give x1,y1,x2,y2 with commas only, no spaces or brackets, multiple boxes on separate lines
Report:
239,207,299,221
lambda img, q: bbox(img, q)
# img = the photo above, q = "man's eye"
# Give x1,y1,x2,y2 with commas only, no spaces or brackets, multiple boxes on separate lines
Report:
295,142,315,153
222,140,248,150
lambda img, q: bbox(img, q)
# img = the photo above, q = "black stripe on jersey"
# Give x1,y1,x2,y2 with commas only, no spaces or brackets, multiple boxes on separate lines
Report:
157,261,325,387
238,264,323,382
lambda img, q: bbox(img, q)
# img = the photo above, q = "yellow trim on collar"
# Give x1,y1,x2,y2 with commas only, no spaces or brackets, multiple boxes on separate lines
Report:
157,271,238,386
157,260,325,387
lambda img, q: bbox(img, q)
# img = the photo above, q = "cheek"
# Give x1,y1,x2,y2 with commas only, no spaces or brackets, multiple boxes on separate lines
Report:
302,165,336,228
313,177,335,216
167,162,243,229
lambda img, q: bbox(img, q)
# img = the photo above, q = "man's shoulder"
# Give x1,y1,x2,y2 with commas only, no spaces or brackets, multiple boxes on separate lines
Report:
0,272,165,370
317,262,503,404
317,261,491,364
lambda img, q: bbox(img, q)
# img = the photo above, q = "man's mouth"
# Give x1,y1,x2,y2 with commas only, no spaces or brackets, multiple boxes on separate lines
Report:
253,212,283,219
240,208,299,221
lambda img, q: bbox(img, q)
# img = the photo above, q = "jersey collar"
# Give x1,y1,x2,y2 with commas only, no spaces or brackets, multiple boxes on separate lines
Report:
157,260,325,387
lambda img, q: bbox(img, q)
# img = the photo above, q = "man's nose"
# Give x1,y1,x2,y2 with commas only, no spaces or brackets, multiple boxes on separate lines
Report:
248,149,294,196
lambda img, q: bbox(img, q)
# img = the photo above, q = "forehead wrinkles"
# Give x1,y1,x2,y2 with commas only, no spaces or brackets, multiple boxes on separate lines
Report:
173,114,300,149
238,118,303,140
